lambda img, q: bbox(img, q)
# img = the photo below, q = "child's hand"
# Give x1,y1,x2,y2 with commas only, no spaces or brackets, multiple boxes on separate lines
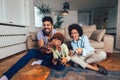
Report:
45,47,52,54
52,58,57,65
69,50,74,56
61,57,67,65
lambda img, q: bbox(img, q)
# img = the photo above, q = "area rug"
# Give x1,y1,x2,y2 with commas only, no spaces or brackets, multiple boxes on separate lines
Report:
47,66,120,80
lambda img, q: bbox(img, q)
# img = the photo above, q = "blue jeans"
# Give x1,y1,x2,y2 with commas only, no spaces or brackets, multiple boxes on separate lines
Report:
42,60,65,71
3,49,65,79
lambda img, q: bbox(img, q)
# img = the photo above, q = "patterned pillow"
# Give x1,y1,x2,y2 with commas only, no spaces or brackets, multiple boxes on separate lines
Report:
90,29,106,42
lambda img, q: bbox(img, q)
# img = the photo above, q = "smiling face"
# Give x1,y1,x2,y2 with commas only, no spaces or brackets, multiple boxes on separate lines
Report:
43,21,53,35
70,29,79,41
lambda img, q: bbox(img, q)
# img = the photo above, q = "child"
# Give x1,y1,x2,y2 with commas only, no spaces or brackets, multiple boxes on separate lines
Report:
31,32,71,70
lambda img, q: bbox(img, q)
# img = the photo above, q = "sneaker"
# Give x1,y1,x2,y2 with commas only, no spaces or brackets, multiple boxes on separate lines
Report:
0,75,8,80
97,64,108,75
31,60,43,66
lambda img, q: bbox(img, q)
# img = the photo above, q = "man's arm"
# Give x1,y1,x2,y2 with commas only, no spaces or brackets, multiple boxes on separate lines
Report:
38,39,44,48
38,39,52,54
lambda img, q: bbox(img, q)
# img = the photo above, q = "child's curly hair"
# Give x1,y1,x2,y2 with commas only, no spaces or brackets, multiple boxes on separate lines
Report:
52,32,65,44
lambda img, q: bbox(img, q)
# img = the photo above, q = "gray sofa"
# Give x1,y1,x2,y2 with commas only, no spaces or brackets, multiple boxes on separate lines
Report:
26,24,114,53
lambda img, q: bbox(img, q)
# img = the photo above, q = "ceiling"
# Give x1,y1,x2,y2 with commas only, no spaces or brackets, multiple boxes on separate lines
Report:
34,0,118,11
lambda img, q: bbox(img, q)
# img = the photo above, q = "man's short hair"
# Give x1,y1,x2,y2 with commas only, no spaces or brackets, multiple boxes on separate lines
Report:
42,16,53,25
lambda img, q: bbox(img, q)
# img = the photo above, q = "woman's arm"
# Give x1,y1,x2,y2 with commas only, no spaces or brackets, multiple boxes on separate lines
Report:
81,35,94,56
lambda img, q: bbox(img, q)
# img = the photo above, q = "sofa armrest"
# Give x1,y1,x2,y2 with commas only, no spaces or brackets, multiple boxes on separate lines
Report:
26,36,38,50
103,34,114,53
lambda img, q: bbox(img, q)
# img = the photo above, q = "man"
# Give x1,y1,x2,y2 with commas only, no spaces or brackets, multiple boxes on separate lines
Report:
37,16,56,48
0,16,56,80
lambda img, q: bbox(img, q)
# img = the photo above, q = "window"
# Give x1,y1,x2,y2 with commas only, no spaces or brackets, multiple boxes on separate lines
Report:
34,6,43,27
78,12,90,26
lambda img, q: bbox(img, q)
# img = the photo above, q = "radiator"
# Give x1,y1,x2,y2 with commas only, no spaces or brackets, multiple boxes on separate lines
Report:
0,23,27,59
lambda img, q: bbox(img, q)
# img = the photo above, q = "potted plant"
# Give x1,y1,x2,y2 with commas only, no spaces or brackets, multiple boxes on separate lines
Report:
37,4,51,16
54,14,64,28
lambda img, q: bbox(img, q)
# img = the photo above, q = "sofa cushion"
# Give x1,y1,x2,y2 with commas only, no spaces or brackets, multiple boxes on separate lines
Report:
29,32,37,41
90,29,106,42
82,24,96,38
90,39,104,49
64,26,72,41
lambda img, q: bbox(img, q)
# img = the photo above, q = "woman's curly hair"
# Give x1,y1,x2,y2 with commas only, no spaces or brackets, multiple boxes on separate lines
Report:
52,32,65,44
68,23,83,37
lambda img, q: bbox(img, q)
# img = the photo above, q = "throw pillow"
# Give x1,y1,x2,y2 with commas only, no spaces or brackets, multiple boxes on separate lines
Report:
90,29,106,42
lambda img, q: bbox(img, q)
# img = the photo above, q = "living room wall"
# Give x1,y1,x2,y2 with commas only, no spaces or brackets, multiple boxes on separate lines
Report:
91,7,117,48
91,7,117,30
107,6,117,34
116,0,120,49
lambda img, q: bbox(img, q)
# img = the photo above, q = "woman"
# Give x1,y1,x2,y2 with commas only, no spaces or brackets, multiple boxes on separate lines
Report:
68,24,108,75
31,32,71,70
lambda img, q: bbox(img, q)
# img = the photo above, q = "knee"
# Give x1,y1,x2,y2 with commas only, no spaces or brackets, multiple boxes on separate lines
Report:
27,49,39,55
98,51,107,60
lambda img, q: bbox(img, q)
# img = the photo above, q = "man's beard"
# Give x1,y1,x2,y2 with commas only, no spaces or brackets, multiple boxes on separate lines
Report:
43,28,52,35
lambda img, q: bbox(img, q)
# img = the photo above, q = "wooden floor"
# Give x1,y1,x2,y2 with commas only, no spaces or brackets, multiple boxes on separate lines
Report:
0,51,120,80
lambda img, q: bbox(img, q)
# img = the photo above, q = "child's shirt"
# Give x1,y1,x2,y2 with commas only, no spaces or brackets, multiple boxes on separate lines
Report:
52,43,71,62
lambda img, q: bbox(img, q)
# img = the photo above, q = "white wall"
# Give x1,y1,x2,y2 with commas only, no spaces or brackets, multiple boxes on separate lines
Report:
0,0,36,37
0,0,25,25
0,0,35,27
0,0,3,21
27,0,35,27
62,11,78,27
